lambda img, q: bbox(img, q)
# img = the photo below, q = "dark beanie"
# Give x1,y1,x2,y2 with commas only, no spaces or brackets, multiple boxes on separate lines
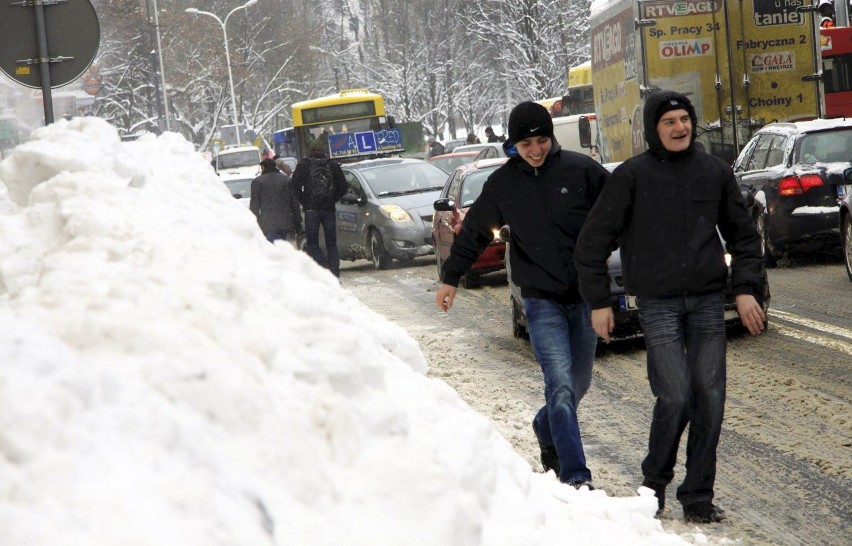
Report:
654,96,692,127
260,158,278,172
508,102,554,143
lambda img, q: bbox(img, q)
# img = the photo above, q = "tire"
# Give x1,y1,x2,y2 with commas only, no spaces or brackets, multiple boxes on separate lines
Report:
461,271,481,289
511,296,528,339
843,213,852,282
369,230,391,270
755,210,778,268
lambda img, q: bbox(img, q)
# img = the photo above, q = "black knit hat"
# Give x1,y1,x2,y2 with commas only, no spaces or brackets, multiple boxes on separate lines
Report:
508,101,554,143
654,96,692,127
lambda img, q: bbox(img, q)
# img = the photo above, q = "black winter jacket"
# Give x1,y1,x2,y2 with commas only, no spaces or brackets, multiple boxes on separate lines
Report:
292,157,348,212
574,90,764,309
442,143,609,302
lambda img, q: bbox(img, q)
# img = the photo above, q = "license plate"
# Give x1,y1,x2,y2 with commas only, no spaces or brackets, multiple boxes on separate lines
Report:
618,294,638,311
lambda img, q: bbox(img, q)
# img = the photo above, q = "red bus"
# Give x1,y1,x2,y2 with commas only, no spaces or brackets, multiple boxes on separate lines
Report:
821,26,852,118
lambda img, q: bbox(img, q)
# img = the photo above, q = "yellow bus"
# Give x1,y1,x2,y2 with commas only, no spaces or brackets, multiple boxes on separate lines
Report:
563,61,594,116
284,89,404,160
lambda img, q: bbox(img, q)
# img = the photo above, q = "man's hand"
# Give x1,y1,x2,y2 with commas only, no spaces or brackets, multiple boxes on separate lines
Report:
436,284,457,312
591,307,615,343
736,294,766,336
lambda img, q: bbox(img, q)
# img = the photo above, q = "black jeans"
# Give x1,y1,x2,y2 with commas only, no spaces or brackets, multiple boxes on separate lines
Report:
304,209,340,277
638,292,727,506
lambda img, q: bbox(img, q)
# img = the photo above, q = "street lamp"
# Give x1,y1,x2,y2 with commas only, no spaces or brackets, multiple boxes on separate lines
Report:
185,0,257,146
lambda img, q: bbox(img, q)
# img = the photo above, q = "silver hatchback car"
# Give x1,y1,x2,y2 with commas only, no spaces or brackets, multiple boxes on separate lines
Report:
337,158,448,269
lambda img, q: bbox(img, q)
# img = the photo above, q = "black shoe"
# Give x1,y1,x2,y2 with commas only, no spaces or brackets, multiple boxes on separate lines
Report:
682,501,726,523
567,479,595,490
539,442,560,475
641,479,666,515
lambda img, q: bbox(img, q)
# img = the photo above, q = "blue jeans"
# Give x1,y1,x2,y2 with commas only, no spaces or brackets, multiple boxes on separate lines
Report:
304,210,340,277
638,292,726,506
524,298,598,483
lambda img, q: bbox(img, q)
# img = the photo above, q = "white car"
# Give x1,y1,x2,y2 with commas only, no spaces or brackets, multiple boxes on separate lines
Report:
212,146,261,178
452,142,506,159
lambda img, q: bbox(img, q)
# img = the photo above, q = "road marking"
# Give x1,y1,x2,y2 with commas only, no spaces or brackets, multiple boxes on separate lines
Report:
769,309,852,341
771,323,852,357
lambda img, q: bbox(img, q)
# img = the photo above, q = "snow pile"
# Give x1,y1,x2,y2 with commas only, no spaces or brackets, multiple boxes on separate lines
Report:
0,118,687,545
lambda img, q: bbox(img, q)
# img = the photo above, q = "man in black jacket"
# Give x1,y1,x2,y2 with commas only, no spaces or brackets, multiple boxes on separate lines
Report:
435,101,609,489
250,158,302,243
292,144,348,277
574,90,766,523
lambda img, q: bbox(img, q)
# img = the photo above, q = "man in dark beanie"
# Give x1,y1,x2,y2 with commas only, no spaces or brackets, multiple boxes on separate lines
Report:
249,158,302,244
435,101,609,489
575,90,765,523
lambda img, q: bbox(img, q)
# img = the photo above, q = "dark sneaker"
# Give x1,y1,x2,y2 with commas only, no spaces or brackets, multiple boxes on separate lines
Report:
567,479,596,490
539,442,560,475
682,501,726,523
641,479,666,515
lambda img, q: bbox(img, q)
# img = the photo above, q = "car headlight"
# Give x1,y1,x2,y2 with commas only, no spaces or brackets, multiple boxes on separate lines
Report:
378,204,413,222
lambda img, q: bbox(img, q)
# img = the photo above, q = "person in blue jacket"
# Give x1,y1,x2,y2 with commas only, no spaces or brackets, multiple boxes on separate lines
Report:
435,101,609,489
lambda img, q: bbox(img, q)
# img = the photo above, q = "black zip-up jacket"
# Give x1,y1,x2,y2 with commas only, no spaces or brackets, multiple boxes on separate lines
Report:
574,90,764,309
442,142,609,302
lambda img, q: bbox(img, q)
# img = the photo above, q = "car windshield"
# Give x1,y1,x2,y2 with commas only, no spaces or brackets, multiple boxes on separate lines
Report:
362,163,448,196
430,155,477,173
218,150,260,169
459,168,496,207
223,177,252,197
796,130,852,164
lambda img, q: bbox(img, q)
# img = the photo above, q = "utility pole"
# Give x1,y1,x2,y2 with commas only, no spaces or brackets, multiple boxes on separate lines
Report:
151,0,171,131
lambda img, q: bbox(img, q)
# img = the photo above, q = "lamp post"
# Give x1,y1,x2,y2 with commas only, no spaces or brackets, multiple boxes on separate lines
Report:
185,0,257,146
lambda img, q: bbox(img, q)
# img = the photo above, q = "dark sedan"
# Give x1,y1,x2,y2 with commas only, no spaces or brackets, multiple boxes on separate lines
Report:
839,173,852,281
734,118,852,266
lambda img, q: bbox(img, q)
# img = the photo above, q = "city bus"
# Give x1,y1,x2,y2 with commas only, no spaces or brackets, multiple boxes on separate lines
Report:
821,26,852,118
286,89,404,161
563,61,594,117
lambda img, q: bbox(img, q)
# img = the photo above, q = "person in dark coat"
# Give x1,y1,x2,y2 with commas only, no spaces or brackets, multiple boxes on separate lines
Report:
249,158,302,243
292,144,348,277
485,126,501,143
434,101,609,489
425,137,445,159
574,90,766,523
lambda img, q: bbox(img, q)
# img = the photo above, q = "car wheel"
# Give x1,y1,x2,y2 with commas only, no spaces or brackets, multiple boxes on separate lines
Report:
461,271,481,289
755,210,778,268
510,296,528,339
843,213,852,282
369,230,391,270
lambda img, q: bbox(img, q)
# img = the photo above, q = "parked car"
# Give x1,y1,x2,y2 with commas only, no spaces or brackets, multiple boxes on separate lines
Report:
839,173,852,281
212,145,261,177
432,158,508,288
220,174,253,209
444,138,468,154
453,142,507,159
507,163,770,341
427,151,480,174
733,118,852,266
335,158,448,269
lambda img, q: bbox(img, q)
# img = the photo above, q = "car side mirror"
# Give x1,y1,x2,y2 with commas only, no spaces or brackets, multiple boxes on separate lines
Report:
578,116,592,149
845,167,852,181
433,198,455,211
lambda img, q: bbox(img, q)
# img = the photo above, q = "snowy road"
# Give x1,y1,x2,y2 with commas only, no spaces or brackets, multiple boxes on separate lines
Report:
342,256,851,546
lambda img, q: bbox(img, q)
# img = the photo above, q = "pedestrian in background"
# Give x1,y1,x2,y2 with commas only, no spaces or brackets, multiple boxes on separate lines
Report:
435,101,609,489
574,90,765,523
250,158,302,244
425,137,445,159
485,126,504,143
292,143,348,277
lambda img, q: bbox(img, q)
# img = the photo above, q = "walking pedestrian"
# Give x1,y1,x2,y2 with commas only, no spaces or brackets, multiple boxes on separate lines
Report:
434,101,609,488
574,90,766,522
292,143,348,277
249,158,302,244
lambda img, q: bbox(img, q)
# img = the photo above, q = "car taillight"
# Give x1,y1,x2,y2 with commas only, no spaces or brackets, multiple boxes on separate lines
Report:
779,174,824,196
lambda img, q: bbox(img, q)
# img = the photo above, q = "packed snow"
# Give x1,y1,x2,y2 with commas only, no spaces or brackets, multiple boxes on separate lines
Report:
0,118,695,545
